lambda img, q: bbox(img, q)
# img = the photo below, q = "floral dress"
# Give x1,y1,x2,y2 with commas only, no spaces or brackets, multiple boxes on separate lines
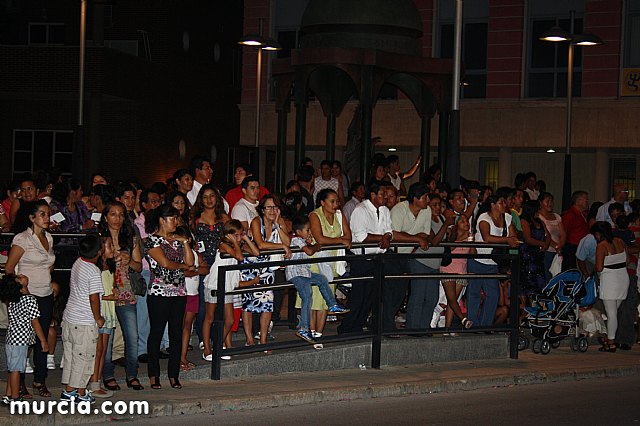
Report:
194,220,224,266
241,217,276,313
114,255,136,305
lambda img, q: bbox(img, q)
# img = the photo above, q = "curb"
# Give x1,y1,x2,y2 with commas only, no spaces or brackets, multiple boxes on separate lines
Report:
27,363,640,424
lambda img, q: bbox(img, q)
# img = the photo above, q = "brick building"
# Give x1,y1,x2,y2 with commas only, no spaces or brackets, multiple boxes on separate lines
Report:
0,1,243,188
239,0,640,203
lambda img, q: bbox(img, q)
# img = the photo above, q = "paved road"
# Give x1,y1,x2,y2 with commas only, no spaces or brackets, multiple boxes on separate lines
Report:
129,375,640,425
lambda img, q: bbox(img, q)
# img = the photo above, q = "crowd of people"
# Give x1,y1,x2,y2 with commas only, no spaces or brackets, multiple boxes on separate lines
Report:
0,153,639,404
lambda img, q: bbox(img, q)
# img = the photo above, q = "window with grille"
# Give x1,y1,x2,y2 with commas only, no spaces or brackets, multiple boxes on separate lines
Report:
610,158,636,200
479,157,498,189
12,130,73,178
28,23,65,45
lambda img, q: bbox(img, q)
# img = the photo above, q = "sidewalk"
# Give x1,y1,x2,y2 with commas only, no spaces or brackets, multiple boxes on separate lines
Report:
1,341,639,424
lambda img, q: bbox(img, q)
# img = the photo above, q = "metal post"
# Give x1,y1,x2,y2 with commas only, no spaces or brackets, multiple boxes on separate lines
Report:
562,16,575,212
371,255,384,369
509,251,521,359
287,288,297,330
78,0,87,127
294,68,307,169
255,46,262,148
326,112,336,161
446,0,463,189
211,267,226,380
420,114,431,178
437,111,449,176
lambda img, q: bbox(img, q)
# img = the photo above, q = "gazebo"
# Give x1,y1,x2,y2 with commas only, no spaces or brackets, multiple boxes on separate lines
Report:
270,0,455,190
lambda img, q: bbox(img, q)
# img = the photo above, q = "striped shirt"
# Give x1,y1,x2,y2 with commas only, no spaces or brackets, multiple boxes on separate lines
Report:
63,258,104,325
285,237,313,280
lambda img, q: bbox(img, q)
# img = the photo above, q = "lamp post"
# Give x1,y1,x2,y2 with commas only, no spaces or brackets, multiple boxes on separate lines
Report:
238,20,282,148
539,11,602,211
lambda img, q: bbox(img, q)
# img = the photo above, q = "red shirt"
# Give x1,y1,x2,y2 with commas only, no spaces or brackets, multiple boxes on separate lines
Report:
561,206,588,245
225,185,270,212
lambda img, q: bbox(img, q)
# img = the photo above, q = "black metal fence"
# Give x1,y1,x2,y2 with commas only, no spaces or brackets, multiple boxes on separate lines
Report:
210,242,520,380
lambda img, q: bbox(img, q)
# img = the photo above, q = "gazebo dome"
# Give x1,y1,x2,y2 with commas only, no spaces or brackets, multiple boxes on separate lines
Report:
300,0,424,56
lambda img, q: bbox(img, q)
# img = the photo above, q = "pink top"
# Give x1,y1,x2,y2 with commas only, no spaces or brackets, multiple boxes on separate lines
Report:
440,246,470,275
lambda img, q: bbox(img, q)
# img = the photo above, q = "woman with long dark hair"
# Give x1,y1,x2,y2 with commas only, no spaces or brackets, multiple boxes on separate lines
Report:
167,191,190,226
172,169,194,196
99,201,144,391
468,195,519,327
5,200,56,398
49,178,93,232
144,204,194,389
519,200,550,295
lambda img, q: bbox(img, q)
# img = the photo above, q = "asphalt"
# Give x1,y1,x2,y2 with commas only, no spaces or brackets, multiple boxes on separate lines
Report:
1,337,639,425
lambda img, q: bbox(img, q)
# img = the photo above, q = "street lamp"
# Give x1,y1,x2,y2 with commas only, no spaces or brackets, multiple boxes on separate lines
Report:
238,21,282,148
539,12,602,211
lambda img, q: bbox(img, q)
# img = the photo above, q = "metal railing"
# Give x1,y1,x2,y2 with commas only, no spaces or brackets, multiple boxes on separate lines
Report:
210,242,520,380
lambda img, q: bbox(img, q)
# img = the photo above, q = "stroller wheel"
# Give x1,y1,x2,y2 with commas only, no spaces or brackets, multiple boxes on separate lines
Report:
551,340,561,349
518,335,529,351
577,337,589,353
532,339,542,354
540,339,552,355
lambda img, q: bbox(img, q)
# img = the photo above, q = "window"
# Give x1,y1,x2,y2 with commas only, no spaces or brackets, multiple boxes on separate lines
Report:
625,0,640,66
28,23,65,45
276,30,299,59
527,17,583,98
104,5,114,29
610,158,636,200
440,23,488,98
479,157,498,189
12,130,73,178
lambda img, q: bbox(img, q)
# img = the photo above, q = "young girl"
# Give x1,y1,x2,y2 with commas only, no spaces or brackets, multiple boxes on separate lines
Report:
0,274,48,404
440,215,475,330
88,236,118,397
46,282,65,371
202,220,260,361
179,225,209,371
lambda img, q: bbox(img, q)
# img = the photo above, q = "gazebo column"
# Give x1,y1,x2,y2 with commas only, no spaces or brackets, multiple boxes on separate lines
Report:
420,114,431,178
294,68,307,169
275,105,289,193
360,66,374,183
326,112,336,161
438,110,449,177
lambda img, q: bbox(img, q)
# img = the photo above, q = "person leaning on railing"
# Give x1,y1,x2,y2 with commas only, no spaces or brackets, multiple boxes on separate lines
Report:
468,195,519,328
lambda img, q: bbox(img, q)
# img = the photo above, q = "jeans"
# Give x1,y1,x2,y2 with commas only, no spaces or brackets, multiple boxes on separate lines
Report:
104,303,139,380
195,276,206,343
32,294,54,383
467,260,500,327
291,273,337,331
136,269,151,356
147,295,187,380
406,260,440,330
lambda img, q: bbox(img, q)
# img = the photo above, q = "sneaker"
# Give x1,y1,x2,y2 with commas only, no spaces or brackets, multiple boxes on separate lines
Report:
326,315,338,322
221,346,231,361
60,389,79,402
47,354,55,370
295,329,317,344
328,304,350,315
77,391,96,404
199,341,204,350
311,331,323,338
25,359,33,374
1,396,10,406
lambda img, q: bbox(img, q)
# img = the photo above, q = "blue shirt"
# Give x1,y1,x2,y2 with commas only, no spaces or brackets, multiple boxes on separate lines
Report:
576,234,597,264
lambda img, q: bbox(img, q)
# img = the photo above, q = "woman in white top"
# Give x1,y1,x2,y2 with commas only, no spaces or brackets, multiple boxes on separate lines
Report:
468,195,519,327
5,200,56,398
538,192,566,282
594,221,629,352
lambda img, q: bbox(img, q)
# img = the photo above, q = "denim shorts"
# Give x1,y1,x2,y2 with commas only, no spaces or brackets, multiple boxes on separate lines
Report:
5,344,28,372
99,327,114,335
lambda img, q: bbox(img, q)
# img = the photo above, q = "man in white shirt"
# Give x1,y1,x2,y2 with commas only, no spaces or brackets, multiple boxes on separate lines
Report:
314,160,345,206
343,181,365,223
337,181,410,334
187,155,229,212
230,176,260,231
596,184,632,225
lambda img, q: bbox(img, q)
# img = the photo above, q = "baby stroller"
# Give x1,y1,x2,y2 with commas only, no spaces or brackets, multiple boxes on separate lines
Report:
518,269,597,355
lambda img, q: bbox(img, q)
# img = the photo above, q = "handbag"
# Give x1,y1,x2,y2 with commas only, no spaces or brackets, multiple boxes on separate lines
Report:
128,269,147,296
549,253,563,277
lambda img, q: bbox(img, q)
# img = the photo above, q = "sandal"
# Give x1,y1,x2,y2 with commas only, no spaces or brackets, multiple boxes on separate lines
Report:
32,382,51,398
169,378,182,389
18,384,32,400
598,343,617,353
150,377,161,390
103,378,121,391
126,378,144,391
180,361,195,371
461,317,473,329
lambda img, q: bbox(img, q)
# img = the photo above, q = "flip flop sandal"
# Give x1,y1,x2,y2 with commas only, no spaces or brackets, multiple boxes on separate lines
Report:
19,385,32,399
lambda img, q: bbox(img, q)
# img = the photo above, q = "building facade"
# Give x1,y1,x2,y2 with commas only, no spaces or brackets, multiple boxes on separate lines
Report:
239,0,640,204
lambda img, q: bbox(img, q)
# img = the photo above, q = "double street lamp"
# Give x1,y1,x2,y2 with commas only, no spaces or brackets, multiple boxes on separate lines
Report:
539,12,602,211
238,20,282,148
